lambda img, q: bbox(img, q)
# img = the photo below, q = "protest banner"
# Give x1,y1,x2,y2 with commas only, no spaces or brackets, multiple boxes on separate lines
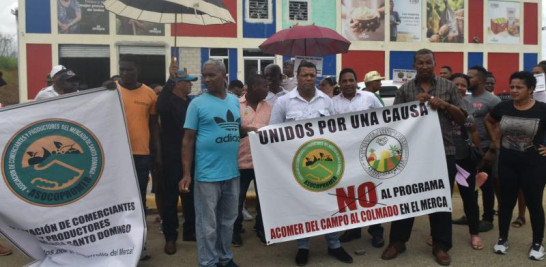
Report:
0,89,145,266
249,102,451,244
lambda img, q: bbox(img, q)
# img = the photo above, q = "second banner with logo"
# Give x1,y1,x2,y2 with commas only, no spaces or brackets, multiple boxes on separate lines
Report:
249,102,451,244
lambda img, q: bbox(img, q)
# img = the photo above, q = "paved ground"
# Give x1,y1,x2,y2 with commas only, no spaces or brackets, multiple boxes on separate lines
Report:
2,192,545,266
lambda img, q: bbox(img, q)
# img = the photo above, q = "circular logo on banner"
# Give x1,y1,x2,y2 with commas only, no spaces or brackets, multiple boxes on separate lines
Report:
292,139,344,192
2,119,104,206
359,128,409,179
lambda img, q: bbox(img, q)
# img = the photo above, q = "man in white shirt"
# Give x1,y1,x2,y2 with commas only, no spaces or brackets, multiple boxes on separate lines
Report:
269,61,352,266
35,68,79,100
332,68,383,114
35,65,66,99
264,64,288,106
281,60,297,91
334,68,385,248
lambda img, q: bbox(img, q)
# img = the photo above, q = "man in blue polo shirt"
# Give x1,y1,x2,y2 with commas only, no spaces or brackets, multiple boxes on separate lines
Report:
179,59,244,267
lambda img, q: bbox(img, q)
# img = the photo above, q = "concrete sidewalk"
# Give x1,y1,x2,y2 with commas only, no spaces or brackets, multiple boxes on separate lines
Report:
3,193,546,266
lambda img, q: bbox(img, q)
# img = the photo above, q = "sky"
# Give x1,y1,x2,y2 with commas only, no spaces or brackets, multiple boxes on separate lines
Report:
1,0,546,58
0,0,18,36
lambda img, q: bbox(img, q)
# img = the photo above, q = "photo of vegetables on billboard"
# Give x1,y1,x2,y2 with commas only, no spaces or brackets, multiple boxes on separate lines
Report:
341,0,386,41
487,1,520,44
426,0,464,43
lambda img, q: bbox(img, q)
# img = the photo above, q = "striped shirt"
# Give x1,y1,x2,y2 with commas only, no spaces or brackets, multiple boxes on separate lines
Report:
394,76,467,155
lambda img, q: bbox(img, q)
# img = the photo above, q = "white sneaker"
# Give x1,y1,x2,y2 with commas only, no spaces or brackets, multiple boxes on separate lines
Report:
494,239,509,254
529,244,545,261
242,208,253,221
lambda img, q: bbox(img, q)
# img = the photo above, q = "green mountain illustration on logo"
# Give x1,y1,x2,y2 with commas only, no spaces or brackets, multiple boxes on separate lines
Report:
214,110,240,131
24,143,85,191
302,151,336,183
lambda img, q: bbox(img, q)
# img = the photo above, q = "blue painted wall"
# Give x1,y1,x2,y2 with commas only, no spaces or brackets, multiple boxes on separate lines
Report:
389,51,414,78
200,48,237,91
200,48,210,92
243,0,276,38
26,0,51,33
228,48,238,82
321,54,337,81
524,53,538,72
468,52,484,68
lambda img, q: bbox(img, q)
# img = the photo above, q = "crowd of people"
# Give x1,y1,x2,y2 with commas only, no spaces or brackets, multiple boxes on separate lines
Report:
11,48,545,266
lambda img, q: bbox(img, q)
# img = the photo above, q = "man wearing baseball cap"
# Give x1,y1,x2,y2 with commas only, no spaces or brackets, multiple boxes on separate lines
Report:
35,67,80,100
363,70,386,106
157,61,199,255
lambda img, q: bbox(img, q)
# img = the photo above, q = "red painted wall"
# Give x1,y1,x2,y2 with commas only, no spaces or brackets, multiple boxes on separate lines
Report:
468,0,483,43
524,3,538,45
434,52,463,75
26,44,52,99
341,51,385,81
488,53,519,95
171,0,237,38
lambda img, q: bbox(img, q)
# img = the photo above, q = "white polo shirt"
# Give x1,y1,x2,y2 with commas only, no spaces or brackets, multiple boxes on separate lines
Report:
269,88,334,124
265,87,288,106
332,90,383,114
281,76,297,91
35,86,59,100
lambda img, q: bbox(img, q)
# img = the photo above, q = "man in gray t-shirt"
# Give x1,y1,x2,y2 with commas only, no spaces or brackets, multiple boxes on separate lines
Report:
466,92,501,149
465,66,501,230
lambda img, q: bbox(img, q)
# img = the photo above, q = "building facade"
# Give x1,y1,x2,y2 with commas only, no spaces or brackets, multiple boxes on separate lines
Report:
18,0,542,102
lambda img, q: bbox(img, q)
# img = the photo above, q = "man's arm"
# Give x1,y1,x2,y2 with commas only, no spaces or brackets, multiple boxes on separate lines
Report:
429,83,466,125
149,114,162,168
468,125,482,150
481,113,501,170
429,97,466,125
179,129,196,193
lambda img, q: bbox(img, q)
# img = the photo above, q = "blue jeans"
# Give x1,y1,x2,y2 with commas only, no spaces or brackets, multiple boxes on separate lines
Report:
194,178,240,267
297,232,341,249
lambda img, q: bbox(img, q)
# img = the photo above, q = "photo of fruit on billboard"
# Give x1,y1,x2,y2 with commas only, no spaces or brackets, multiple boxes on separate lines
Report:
392,69,416,84
341,0,386,41
426,0,464,43
487,0,520,44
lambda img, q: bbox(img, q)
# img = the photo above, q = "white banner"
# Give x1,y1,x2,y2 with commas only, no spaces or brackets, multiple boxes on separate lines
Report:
0,89,145,266
249,102,451,244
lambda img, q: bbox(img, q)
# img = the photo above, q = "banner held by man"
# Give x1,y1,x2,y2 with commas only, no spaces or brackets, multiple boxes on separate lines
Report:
249,102,451,244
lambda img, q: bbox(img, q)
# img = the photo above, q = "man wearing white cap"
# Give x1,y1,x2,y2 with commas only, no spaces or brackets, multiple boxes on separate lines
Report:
35,66,80,100
364,71,386,106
